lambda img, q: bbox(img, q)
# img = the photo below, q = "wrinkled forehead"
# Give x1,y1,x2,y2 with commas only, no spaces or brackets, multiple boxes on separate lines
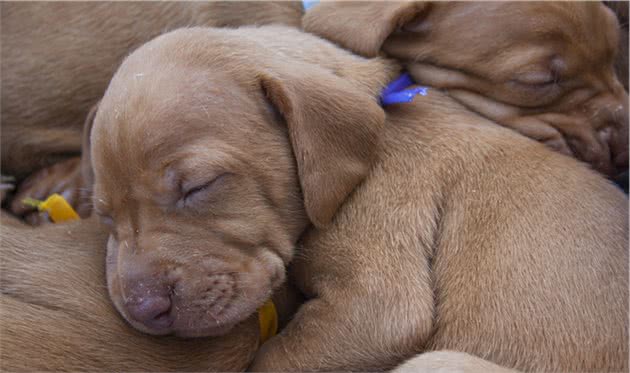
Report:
404,1,619,75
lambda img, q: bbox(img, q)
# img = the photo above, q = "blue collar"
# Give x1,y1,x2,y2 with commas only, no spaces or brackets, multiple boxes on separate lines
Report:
380,73,428,106
301,0,426,107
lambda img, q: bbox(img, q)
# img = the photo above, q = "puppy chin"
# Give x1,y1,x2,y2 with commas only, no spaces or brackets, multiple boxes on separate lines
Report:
174,323,238,338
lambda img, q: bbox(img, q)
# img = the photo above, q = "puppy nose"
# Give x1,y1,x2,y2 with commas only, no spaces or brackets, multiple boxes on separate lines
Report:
126,295,173,330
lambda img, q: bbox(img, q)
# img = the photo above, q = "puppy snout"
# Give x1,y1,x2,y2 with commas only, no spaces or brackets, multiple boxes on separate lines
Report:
126,294,173,330
121,264,174,332
588,90,629,174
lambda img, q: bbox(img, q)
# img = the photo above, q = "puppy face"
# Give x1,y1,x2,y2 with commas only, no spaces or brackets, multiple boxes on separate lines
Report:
94,65,304,337
304,2,629,177
88,27,392,337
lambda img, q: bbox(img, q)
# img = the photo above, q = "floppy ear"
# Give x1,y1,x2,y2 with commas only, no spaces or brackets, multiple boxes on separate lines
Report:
77,101,99,216
259,63,385,228
302,1,430,57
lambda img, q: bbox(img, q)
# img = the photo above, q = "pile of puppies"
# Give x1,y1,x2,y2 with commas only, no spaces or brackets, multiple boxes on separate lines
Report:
1,2,628,372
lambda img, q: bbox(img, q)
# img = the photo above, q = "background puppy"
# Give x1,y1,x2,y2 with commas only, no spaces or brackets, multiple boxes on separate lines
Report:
303,1,629,178
84,25,627,372
1,1,302,180
0,217,301,371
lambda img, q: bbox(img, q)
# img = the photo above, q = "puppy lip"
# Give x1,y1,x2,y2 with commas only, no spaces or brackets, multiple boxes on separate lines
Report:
126,318,173,336
146,311,174,330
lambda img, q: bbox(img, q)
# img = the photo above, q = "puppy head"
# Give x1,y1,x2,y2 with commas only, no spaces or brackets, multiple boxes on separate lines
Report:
88,26,393,337
304,2,629,177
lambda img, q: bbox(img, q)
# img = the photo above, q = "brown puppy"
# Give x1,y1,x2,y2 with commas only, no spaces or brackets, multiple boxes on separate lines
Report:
303,1,629,178
0,217,302,371
87,26,627,372
1,1,302,180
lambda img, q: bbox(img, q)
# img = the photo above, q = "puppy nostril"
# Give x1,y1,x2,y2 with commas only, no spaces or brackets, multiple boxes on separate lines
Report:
126,295,173,330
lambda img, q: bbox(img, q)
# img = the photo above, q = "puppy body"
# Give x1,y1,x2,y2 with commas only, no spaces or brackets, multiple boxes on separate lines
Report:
0,218,301,371
253,88,629,372
1,1,302,180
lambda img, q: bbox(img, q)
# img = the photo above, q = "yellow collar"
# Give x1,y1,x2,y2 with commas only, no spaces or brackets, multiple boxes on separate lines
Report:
23,193,80,223
257,299,278,344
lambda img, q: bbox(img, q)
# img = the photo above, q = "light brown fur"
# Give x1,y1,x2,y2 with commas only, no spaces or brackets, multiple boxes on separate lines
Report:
84,25,627,372
304,1,629,178
1,1,302,180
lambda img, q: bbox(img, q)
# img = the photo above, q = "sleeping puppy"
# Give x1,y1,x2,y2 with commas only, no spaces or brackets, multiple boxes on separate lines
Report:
1,1,302,181
86,25,396,338
86,26,627,372
303,1,629,179
0,217,301,371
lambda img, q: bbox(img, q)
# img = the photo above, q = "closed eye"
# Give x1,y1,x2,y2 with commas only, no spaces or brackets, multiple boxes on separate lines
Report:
182,173,229,202
514,72,556,87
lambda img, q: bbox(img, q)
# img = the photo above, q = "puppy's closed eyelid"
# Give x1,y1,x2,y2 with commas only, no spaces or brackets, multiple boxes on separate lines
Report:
181,172,231,202
514,71,555,85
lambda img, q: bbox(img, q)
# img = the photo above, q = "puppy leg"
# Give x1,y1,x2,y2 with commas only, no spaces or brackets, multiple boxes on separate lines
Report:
252,282,431,371
251,189,438,371
9,156,89,225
